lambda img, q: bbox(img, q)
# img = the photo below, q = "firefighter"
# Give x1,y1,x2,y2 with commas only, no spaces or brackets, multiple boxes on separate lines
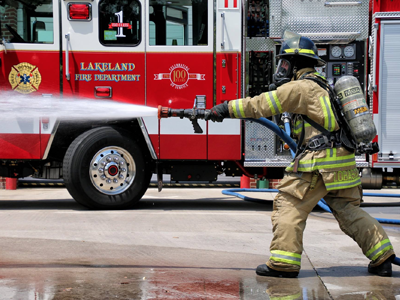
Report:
205,32,396,277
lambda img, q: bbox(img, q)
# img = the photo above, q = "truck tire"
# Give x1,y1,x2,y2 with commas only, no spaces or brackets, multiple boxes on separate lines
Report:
63,126,151,209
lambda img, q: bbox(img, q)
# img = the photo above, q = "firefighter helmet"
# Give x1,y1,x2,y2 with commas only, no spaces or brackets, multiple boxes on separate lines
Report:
277,31,325,67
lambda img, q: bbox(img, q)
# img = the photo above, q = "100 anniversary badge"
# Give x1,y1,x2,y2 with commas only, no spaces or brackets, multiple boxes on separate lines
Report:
9,62,42,94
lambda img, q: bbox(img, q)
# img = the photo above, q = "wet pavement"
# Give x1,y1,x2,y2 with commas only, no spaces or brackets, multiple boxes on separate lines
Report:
0,187,399,299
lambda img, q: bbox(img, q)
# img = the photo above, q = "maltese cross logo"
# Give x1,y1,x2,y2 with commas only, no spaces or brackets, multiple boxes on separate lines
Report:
9,62,42,94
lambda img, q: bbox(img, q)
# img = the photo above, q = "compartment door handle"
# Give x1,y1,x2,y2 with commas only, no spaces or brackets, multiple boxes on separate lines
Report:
65,33,70,81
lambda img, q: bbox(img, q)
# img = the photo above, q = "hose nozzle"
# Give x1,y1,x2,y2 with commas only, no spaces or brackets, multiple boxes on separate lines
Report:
157,105,210,134
158,105,171,119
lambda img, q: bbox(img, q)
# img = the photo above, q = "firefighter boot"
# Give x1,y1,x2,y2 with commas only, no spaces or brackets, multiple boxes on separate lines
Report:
256,264,299,278
368,255,394,277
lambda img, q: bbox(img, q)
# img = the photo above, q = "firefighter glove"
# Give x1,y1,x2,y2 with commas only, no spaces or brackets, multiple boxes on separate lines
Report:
205,102,229,122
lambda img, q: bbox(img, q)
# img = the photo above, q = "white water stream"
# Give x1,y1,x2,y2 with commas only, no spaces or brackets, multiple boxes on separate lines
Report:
1,93,158,120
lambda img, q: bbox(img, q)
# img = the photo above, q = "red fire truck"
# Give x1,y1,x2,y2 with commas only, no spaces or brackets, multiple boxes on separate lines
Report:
0,0,394,209
364,0,400,189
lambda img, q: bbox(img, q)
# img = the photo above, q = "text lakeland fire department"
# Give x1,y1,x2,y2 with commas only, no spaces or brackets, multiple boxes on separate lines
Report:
76,62,140,82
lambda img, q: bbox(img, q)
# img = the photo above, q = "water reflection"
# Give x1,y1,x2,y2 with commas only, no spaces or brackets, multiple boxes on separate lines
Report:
0,266,398,299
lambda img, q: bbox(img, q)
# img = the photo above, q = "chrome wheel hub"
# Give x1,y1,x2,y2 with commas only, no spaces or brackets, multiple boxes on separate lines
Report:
89,146,136,195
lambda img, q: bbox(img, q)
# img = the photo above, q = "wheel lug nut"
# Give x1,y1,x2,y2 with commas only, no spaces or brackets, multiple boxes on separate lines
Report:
119,174,124,179
106,157,112,162
102,162,106,166
98,168,104,173
114,157,119,162
119,161,124,166
106,179,112,184
121,168,127,172
113,178,119,183
100,175,106,180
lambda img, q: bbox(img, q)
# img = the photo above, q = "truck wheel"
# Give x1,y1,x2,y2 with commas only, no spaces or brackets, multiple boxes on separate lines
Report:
63,127,151,209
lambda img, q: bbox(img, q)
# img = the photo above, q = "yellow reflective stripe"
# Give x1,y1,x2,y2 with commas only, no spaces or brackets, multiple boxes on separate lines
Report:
232,100,239,118
326,97,335,131
271,250,301,258
293,151,355,163
325,177,361,190
320,96,329,129
292,128,301,135
284,48,315,55
366,239,393,261
237,99,245,118
366,239,391,257
231,99,245,118
270,293,302,300
264,91,282,115
271,250,301,266
319,96,335,132
293,120,311,134
314,72,326,80
286,152,356,172
264,93,276,115
286,160,356,172
271,91,283,113
270,257,301,266
371,246,394,261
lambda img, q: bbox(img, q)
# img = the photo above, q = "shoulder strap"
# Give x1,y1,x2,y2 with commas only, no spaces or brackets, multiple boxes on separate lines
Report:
303,76,341,128
301,114,331,136
304,76,357,150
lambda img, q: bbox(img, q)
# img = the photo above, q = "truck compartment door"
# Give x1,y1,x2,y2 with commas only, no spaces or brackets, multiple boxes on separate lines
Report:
0,0,60,159
209,0,242,161
146,0,213,160
61,0,145,104
376,21,400,162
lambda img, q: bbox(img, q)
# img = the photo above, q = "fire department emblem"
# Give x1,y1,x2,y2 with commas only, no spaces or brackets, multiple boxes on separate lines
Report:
8,62,42,94
154,63,205,90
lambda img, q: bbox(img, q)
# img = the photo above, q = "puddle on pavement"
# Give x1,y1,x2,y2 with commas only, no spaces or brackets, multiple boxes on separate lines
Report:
0,266,399,299
0,266,332,300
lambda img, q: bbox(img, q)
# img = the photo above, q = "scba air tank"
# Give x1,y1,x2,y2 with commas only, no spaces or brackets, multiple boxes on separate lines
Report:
334,76,376,144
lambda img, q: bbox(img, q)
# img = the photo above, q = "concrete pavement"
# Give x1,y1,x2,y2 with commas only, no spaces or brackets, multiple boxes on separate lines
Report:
0,187,399,299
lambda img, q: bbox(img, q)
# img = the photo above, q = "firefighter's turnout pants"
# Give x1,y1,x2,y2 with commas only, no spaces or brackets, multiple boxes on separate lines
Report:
266,170,395,273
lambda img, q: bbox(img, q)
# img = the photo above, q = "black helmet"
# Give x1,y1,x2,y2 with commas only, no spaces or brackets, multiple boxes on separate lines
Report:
277,31,325,67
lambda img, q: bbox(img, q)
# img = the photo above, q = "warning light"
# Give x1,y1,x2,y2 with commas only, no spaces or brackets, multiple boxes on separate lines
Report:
68,3,92,21
95,86,112,98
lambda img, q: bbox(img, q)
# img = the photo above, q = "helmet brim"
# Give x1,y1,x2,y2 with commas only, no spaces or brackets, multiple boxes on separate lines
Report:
276,52,326,67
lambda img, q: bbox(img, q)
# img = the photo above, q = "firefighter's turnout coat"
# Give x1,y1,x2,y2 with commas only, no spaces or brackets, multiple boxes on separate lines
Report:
228,68,395,272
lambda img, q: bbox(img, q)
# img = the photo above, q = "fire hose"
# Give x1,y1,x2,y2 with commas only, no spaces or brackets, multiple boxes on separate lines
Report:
158,106,400,266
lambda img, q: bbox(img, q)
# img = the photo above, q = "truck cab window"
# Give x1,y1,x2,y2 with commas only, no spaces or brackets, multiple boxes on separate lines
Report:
99,0,141,46
149,0,208,46
0,0,53,44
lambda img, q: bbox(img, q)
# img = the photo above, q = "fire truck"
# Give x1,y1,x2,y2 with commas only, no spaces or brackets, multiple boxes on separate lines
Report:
0,0,396,209
365,0,400,189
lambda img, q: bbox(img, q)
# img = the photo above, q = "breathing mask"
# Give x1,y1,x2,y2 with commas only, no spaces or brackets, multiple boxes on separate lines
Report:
268,58,293,90
273,58,293,82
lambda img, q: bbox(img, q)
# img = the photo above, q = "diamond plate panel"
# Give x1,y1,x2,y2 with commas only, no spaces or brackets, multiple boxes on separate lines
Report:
244,120,293,167
246,37,276,52
269,0,369,41
269,0,282,38
244,121,368,167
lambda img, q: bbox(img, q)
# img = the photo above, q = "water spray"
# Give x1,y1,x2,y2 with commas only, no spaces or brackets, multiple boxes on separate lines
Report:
1,93,158,121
